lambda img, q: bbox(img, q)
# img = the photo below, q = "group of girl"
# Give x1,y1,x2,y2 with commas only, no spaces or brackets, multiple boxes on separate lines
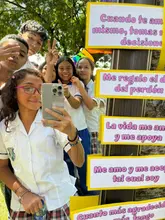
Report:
39,56,102,196
0,53,103,219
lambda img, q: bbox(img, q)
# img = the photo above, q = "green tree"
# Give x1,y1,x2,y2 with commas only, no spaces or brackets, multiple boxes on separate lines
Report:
0,0,98,54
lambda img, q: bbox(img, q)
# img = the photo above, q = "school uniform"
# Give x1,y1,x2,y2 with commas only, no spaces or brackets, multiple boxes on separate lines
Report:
64,82,91,195
0,110,77,219
18,58,36,70
83,80,101,154
99,98,107,115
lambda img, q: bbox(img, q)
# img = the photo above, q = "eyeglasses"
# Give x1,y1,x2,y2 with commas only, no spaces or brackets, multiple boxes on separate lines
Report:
16,86,41,95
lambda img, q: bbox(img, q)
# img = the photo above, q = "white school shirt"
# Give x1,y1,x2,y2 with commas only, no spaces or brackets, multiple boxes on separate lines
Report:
83,80,101,133
0,110,77,211
64,83,87,131
20,54,45,70
99,98,107,115
19,59,36,70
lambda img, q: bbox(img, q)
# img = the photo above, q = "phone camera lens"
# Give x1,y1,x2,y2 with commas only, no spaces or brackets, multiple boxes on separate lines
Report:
58,86,62,90
53,88,57,93
58,91,62,96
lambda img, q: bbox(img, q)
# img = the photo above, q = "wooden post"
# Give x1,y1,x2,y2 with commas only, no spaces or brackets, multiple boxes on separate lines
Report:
100,0,157,204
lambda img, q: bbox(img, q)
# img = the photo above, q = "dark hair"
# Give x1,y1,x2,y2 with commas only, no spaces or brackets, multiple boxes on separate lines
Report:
76,57,95,81
20,20,48,42
76,57,95,71
0,34,29,51
54,56,79,83
39,61,46,72
0,68,44,131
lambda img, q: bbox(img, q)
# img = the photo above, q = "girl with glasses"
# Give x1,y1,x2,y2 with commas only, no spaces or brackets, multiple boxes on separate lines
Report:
0,68,84,219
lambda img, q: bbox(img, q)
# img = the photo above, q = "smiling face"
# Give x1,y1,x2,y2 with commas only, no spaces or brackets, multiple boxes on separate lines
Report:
77,58,93,84
21,31,43,56
16,74,42,113
58,61,73,84
1,39,28,71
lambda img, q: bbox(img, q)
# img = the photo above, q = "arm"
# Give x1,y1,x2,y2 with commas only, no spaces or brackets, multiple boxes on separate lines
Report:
42,107,85,167
44,39,58,83
44,64,55,83
66,128,84,167
71,77,97,110
0,159,43,214
0,132,43,215
66,93,82,109
0,159,26,193
78,83,97,110
62,83,82,109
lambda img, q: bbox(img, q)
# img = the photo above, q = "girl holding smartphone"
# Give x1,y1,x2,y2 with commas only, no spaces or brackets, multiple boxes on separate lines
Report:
0,68,84,219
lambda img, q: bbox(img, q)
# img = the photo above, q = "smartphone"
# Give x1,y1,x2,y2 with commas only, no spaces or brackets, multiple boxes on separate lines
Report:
41,83,64,121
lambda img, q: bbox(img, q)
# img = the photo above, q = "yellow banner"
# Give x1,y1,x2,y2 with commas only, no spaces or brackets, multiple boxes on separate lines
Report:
156,0,165,70
70,195,99,212
71,197,165,220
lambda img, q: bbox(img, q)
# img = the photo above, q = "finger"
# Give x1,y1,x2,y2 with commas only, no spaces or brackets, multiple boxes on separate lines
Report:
48,120,62,129
43,119,64,130
52,49,57,53
39,199,44,209
42,119,60,128
53,106,70,116
63,83,68,88
71,76,78,80
25,208,31,214
52,49,58,56
29,207,36,215
52,39,56,49
58,79,62,84
33,204,40,214
1,43,19,48
48,39,51,51
44,108,64,120
71,76,77,82
3,45,20,52
4,52,20,58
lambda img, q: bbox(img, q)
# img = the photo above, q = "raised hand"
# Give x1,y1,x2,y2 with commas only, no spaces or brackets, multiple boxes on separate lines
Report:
46,39,59,65
71,76,81,88
58,79,70,98
0,43,20,61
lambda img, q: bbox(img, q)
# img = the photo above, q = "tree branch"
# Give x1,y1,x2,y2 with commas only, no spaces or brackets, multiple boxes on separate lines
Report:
34,12,48,24
4,0,26,9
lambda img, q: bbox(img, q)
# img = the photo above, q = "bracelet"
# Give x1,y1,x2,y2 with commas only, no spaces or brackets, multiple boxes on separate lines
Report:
14,186,22,194
67,129,78,142
66,93,71,99
18,190,30,203
70,138,80,147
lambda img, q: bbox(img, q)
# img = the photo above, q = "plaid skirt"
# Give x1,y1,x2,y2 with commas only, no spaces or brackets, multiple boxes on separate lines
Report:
90,132,101,154
10,202,70,220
